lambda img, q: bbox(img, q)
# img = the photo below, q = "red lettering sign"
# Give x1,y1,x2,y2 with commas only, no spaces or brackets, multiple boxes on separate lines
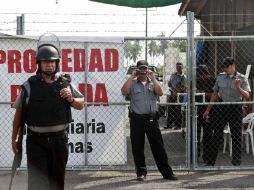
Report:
0,50,6,64
23,49,36,73
62,48,72,72
94,83,109,106
105,48,119,72
78,83,108,106
78,83,93,106
11,85,21,103
8,50,22,73
2,47,119,73
74,49,85,72
89,49,103,72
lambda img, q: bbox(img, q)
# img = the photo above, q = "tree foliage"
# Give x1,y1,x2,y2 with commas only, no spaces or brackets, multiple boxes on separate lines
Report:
148,40,158,65
124,33,186,67
169,40,186,52
124,40,142,66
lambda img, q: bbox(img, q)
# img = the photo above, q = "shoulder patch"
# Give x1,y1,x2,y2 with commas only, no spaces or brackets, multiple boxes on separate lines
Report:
236,72,246,79
218,72,226,76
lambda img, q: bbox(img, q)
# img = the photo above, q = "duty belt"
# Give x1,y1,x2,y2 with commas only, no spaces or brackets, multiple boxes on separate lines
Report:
27,123,68,133
27,128,66,137
131,112,157,119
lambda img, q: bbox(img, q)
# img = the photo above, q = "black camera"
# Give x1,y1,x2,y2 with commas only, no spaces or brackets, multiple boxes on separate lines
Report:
136,69,148,75
57,74,71,89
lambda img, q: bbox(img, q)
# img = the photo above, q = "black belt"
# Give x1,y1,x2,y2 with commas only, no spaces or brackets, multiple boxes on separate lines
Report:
27,128,66,137
131,112,156,119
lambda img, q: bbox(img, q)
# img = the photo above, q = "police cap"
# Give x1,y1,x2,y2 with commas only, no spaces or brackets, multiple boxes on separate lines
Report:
197,64,209,75
136,60,149,68
222,57,236,68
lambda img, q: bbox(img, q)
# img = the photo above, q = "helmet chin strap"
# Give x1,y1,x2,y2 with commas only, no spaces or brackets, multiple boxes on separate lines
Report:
42,71,56,76
37,62,58,79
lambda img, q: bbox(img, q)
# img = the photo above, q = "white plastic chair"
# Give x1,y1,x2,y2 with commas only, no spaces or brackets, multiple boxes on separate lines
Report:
223,123,232,156
242,113,254,155
223,113,254,156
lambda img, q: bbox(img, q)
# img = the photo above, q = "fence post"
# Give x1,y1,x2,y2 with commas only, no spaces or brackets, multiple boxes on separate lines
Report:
187,11,195,169
16,14,25,35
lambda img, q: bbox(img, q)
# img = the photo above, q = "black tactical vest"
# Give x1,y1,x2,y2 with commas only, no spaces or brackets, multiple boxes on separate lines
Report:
25,75,72,126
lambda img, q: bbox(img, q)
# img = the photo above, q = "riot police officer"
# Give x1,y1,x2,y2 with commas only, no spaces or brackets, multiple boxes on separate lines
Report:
12,42,84,190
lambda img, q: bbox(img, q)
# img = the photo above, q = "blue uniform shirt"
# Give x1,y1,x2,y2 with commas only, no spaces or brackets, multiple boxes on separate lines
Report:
213,72,251,102
128,79,158,114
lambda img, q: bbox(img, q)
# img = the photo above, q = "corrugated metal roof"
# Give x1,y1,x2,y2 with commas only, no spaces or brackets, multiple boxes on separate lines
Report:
178,0,207,17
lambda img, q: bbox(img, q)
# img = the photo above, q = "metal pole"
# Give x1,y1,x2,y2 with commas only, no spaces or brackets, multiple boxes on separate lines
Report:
16,16,21,35
186,11,195,169
145,8,148,61
16,14,25,35
84,43,88,166
21,14,25,35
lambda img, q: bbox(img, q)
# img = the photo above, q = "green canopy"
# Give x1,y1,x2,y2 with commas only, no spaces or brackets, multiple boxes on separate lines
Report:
90,0,182,8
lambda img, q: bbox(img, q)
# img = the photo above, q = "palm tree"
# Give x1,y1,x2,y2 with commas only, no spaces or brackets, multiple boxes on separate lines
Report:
124,41,132,67
124,40,142,67
148,40,158,65
130,41,142,64
157,32,169,68
170,40,186,52
157,32,169,57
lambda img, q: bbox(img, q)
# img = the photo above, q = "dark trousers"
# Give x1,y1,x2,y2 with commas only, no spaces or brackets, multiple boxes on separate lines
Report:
167,95,182,128
26,129,69,190
130,114,174,177
197,108,214,161
167,105,182,128
201,119,214,162
197,111,213,162
208,105,242,165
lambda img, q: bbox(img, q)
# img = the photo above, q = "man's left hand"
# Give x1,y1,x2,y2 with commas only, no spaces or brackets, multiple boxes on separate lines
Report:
60,87,73,102
147,70,156,81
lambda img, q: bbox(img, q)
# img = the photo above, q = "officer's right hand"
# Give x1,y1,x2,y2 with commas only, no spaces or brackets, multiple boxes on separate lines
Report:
203,110,210,120
12,137,19,154
131,70,138,79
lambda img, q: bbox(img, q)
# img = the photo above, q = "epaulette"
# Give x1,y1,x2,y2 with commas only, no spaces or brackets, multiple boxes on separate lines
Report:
235,72,246,79
218,72,226,76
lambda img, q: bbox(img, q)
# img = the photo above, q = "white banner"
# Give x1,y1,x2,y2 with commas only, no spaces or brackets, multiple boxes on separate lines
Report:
0,36,126,167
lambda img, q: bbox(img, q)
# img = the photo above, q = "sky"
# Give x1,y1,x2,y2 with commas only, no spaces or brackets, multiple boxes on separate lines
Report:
0,0,200,37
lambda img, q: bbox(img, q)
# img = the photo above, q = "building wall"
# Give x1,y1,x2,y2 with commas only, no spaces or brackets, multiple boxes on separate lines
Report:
200,0,254,35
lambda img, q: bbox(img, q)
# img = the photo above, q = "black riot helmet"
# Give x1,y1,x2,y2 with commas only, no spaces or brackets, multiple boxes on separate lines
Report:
36,44,60,76
36,44,60,63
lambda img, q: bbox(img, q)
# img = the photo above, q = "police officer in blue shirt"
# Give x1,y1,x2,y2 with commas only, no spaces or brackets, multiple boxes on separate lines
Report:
121,60,177,181
203,57,250,166
166,62,186,130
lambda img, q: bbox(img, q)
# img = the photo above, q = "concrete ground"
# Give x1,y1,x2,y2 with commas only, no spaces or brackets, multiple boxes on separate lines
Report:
2,170,254,190
3,108,254,189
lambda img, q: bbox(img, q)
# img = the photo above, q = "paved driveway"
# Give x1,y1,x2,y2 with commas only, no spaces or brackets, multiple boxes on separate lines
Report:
2,170,254,190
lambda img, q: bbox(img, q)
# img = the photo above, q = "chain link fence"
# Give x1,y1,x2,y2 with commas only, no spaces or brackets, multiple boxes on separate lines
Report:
0,35,254,173
193,37,254,170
